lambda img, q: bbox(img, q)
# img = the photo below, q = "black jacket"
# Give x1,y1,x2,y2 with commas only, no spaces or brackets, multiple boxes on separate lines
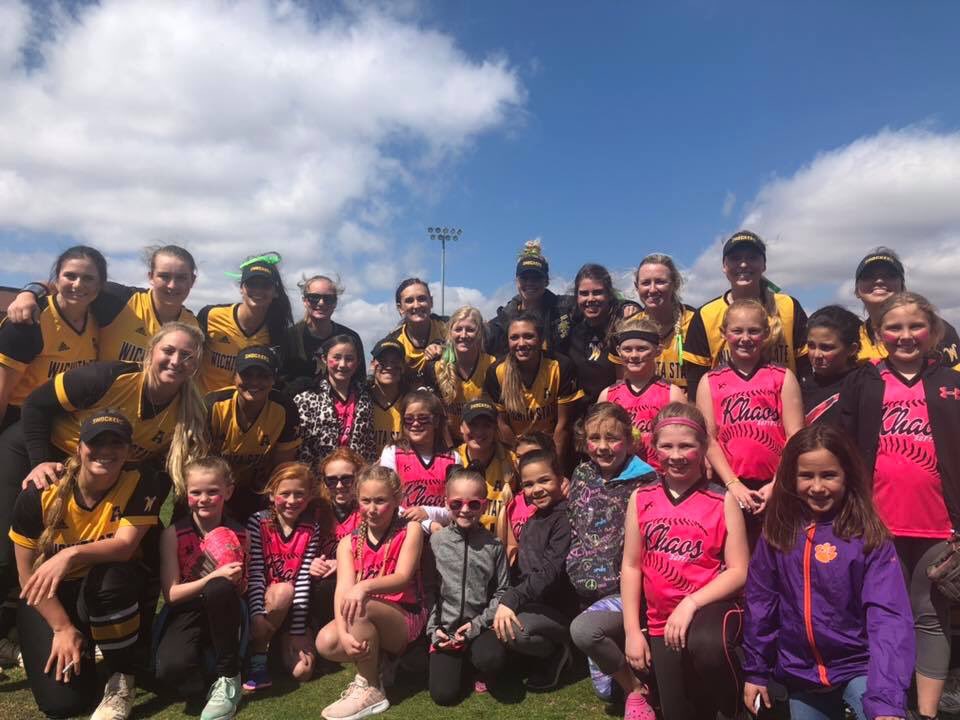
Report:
485,290,575,359
501,499,577,618
839,360,960,529
281,319,365,397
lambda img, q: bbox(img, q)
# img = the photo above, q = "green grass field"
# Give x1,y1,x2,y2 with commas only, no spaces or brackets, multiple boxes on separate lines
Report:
0,663,621,720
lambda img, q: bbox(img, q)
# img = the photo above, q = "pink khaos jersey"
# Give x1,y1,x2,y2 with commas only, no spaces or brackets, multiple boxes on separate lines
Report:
635,480,727,636
256,513,315,586
873,363,951,539
395,448,458,509
709,364,786,482
606,379,672,471
336,509,362,540
351,519,420,606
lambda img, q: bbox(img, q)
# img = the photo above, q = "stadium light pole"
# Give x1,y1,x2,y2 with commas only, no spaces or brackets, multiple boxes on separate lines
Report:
427,227,462,316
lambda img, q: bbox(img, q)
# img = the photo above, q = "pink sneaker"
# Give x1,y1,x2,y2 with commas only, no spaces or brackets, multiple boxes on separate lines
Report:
625,690,656,720
321,674,389,720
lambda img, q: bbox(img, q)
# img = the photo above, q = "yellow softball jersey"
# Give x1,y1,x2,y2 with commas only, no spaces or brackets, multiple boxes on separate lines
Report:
483,355,583,436
384,317,447,375
197,304,270,394
458,442,517,532
94,283,198,363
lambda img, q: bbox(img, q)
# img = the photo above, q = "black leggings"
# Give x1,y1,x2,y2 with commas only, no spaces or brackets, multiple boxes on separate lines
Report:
18,562,145,720
649,600,743,720
0,421,32,602
428,629,506,706
155,577,245,696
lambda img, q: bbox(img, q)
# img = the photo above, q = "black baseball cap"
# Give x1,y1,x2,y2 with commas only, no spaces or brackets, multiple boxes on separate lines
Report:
79,409,133,445
516,255,548,278
236,345,279,375
855,251,905,282
461,398,498,424
372,338,405,360
722,230,766,259
240,263,276,285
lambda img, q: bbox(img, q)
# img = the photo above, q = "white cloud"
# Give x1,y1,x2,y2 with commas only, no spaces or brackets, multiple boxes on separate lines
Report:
0,0,524,343
684,128,960,324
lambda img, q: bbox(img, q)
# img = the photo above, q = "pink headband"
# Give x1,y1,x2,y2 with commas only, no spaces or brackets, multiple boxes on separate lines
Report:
653,417,705,435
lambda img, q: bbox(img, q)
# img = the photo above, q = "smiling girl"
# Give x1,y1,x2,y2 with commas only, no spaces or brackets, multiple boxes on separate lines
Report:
296,334,376,465
206,345,302,521
801,305,862,426
367,339,410,457
383,279,447,380
426,306,496,443
197,254,294,394
0,246,105,431
840,292,960,719
743,425,914,720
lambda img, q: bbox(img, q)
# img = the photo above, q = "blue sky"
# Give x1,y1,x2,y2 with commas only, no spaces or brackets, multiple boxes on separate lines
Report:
2,1,960,349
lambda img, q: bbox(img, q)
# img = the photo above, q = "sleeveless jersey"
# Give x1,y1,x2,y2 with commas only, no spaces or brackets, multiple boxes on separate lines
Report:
635,479,727,636
252,512,315,585
606,379,672,471
458,442,517,532
609,305,696,388
873,363,951,538
0,295,97,408
708,364,786,481
94,284,199,363
197,304,271,394
351,519,420,607
484,355,583,436
684,293,807,374
426,353,496,434
371,395,402,455
50,362,182,463
336,508,362,540
394,447,458,509
10,468,163,580
173,515,247,583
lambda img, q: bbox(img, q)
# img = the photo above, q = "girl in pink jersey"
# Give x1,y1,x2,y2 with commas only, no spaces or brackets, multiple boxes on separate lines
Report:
696,299,803,544
244,462,337,691
378,389,461,528
502,432,557,565
317,448,365,541
840,292,960,720
315,465,425,720
622,403,750,720
157,457,247,720
599,316,686,471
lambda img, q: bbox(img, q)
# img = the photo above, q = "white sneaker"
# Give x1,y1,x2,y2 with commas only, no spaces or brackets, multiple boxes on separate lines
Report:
321,674,389,720
0,638,21,668
90,672,135,720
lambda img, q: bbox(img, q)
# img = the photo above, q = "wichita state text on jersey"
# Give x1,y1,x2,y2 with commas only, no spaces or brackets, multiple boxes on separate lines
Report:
197,304,270,394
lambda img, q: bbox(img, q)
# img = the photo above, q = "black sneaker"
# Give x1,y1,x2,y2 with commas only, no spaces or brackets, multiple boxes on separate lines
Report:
526,643,572,691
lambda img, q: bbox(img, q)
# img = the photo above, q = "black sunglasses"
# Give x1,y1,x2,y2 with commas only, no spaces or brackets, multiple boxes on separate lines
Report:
304,293,337,306
323,473,355,488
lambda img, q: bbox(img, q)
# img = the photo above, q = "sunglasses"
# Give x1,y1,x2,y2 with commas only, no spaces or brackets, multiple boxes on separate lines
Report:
403,414,433,427
304,293,337,306
323,474,355,488
448,499,486,513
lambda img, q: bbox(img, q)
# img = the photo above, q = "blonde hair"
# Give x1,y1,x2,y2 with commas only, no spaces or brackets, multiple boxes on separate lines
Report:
651,402,708,446
574,402,635,454
352,465,403,582
502,313,542,416
873,291,946,355
35,454,84,567
720,298,783,362
184,456,235,487
144,322,210,499
435,307,486,406
261,461,334,537
613,315,663,359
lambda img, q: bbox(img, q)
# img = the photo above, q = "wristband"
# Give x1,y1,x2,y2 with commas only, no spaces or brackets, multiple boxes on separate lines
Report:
23,282,49,299
725,479,742,488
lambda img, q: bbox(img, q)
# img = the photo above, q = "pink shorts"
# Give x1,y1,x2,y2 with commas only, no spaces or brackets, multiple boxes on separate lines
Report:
403,606,429,644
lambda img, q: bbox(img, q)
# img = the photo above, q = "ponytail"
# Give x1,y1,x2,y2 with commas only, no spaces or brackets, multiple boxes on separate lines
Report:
435,307,486,406
35,455,83,567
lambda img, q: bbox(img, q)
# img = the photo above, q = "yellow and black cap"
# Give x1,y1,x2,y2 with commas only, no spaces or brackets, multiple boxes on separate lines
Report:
461,398,498,424
240,263,276,285
79,409,133,445
855,252,904,282
236,345,279,375
516,255,549,278
372,338,405,360
722,230,766,259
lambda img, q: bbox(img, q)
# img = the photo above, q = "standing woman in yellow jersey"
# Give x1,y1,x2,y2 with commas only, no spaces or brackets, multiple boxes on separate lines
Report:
367,339,409,456
197,253,294,394
682,230,810,398
205,346,302,521
382,278,446,380
0,246,105,431
483,312,583,470
8,245,198,365
627,254,696,392
424,306,496,444
853,247,960,368
10,410,165,720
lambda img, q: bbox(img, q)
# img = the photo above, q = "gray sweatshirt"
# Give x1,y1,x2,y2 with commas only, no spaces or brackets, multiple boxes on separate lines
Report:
427,524,509,642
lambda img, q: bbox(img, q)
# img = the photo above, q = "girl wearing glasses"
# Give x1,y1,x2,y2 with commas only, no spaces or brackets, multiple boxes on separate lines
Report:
378,390,461,528
283,275,365,394
317,448,366,541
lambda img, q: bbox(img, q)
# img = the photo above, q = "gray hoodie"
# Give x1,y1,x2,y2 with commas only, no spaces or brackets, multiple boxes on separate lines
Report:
427,524,509,642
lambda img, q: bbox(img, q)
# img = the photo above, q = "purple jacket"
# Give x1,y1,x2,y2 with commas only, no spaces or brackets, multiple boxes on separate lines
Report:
743,520,914,719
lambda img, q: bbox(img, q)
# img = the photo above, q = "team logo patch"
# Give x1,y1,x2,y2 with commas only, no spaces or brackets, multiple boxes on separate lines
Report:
135,326,148,336
143,496,157,513
58,342,70,351
815,542,837,564
940,386,960,400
